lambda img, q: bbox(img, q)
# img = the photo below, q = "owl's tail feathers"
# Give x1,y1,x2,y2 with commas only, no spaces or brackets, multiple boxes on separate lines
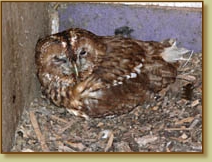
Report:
160,39,192,63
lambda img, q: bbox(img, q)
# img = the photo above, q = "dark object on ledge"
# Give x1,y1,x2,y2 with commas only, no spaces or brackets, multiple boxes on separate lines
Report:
114,26,134,38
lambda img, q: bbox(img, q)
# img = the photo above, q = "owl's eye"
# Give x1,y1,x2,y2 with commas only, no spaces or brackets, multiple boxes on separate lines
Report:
53,56,67,64
79,49,87,56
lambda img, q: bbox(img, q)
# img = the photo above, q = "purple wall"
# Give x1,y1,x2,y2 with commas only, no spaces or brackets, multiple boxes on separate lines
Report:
59,3,202,52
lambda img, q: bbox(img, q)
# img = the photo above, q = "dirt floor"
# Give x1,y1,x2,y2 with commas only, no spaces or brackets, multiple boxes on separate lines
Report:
11,52,202,152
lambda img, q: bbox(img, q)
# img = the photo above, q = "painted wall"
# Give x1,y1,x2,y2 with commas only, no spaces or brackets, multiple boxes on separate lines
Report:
58,3,202,52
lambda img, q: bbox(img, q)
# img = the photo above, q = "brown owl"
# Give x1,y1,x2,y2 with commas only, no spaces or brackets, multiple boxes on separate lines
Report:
35,28,190,119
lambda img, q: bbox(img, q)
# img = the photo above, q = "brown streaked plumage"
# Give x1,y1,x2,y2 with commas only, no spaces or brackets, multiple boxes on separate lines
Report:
35,28,190,119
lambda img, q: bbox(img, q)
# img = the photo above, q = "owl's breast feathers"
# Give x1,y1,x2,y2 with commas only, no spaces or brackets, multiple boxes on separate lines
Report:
35,28,190,118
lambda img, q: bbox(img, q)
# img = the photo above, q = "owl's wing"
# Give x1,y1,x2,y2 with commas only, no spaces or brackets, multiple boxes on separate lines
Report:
94,37,180,92
77,38,180,117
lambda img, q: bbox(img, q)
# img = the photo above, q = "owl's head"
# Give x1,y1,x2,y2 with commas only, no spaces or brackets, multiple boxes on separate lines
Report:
64,28,106,78
36,28,107,78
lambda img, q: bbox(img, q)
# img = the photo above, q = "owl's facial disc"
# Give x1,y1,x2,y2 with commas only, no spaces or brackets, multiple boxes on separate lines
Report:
71,48,88,77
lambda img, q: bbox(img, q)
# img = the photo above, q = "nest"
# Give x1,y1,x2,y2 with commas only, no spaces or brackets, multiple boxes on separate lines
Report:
11,52,202,152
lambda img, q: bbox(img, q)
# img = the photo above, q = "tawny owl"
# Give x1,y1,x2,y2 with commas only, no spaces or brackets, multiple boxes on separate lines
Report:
35,28,190,119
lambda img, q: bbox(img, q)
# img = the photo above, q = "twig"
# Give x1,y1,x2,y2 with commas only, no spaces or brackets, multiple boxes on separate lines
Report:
64,141,85,151
34,107,69,124
58,122,74,134
181,50,194,68
104,132,114,152
175,117,194,125
29,111,50,152
170,137,191,143
50,115,69,124
165,127,191,131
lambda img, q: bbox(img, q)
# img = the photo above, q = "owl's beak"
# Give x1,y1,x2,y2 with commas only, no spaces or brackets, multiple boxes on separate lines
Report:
72,61,79,77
